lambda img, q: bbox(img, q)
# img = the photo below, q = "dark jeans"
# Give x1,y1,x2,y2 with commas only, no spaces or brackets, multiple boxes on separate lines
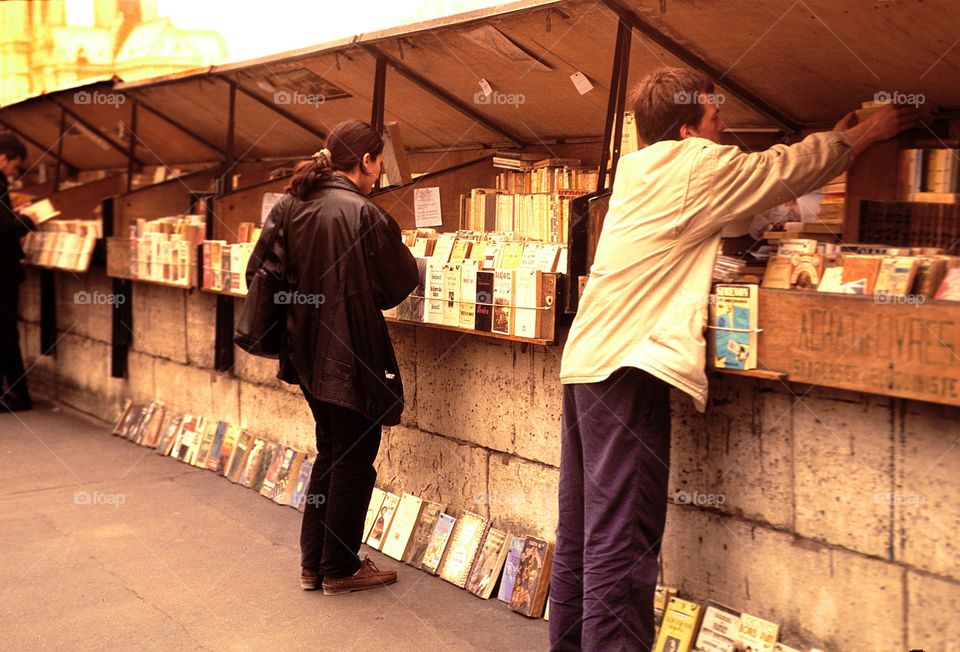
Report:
549,367,671,652
0,283,29,401
300,387,382,578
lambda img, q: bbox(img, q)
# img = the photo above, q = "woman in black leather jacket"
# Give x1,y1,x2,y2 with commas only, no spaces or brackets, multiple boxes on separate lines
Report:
251,120,418,595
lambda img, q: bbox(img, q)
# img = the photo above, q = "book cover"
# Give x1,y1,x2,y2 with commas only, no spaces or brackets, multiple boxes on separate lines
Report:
534,244,561,273
363,488,388,541
694,602,741,652
465,527,510,599
431,233,457,264
396,256,428,322
251,442,280,493
366,492,400,550
913,257,947,297
260,446,293,499
514,269,542,339
115,403,144,439
492,269,516,336
841,255,882,295
935,267,960,300
155,415,183,456
274,451,306,506
449,238,473,263
499,241,525,269
653,597,702,652
816,266,844,293
509,537,554,617
193,422,217,469
475,270,495,332
290,456,315,511
380,493,425,561
654,584,679,634
761,256,793,289
112,399,133,435
777,238,818,255
438,511,489,588
174,415,205,464
737,612,779,652
204,421,228,472
789,254,823,290
425,259,446,324
442,263,462,327
711,284,758,370
138,403,166,448
497,535,527,603
874,256,918,297
404,501,445,567
216,425,240,476
459,259,479,330
226,432,252,483
420,513,456,575
519,242,542,269
239,438,266,488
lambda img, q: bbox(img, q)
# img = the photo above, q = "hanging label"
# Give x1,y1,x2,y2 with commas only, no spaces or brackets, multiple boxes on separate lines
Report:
570,71,594,95
478,78,493,97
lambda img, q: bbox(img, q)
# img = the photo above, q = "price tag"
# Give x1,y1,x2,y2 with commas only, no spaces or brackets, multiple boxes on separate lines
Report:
570,71,594,95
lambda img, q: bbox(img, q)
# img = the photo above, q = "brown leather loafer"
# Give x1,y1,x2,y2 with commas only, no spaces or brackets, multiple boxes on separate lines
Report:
301,567,322,591
322,556,397,596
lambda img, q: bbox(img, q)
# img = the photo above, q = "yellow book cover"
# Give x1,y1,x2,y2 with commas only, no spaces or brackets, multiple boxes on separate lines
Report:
737,612,779,652
653,597,702,652
363,488,388,542
381,493,425,561
499,241,525,269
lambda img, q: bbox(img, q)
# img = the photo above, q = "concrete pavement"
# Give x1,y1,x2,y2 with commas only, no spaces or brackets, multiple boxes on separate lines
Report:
0,403,549,651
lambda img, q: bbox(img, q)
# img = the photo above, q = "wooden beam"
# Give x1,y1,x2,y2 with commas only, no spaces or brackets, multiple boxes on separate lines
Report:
48,96,149,163
0,116,81,169
600,0,801,134
136,100,226,157
364,44,526,148
232,79,328,142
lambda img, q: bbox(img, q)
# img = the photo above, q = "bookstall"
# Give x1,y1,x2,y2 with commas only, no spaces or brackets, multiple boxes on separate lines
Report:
10,1,960,649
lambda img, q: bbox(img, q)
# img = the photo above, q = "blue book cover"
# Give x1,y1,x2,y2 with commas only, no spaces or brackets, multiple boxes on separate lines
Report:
497,535,527,603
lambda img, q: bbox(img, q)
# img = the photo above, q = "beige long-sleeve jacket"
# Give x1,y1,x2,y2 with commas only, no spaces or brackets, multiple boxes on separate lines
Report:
560,131,854,411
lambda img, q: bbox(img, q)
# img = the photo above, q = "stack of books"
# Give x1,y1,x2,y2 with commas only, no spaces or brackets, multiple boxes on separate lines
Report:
201,222,261,295
128,215,205,286
22,218,101,272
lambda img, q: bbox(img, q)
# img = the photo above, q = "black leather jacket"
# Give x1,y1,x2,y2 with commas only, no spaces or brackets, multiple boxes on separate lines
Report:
0,173,37,285
247,174,418,425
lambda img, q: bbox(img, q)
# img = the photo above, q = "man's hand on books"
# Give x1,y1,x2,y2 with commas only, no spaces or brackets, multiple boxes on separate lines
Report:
842,104,919,156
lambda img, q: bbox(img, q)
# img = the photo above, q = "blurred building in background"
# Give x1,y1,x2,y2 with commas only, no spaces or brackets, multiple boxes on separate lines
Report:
0,0,226,105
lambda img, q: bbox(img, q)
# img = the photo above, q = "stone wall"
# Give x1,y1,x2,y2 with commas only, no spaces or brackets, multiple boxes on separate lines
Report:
17,266,960,651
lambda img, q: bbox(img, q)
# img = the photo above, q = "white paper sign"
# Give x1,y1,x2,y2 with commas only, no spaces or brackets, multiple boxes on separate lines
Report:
570,71,594,95
478,78,493,98
414,187,443,228
260,192,284,225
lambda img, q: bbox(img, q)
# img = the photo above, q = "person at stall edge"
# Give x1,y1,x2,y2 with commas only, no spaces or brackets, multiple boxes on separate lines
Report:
0,133,37,413
549,67,917,651
245,119,418,595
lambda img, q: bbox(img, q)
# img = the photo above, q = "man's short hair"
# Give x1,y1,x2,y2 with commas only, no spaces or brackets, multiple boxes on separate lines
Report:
630,68,715,145
0,133,27,161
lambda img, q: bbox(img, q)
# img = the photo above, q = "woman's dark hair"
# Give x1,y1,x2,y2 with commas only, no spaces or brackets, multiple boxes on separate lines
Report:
286,119,384,200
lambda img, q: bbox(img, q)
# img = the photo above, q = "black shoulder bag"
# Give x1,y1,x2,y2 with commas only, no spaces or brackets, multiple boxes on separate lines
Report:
234,197,290,358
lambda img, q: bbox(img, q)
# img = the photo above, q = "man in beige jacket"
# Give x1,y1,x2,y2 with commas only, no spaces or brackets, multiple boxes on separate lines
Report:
549,67,915,651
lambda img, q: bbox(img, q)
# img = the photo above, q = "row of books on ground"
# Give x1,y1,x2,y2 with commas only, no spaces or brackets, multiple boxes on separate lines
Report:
458,188,585,243
760,239,960,299
111,400,315,509
388,259,558,339
200,221,261,294
362,488,553,618
22,218,101,272
111,398,556,619
653,585,826,652
128,215,205,286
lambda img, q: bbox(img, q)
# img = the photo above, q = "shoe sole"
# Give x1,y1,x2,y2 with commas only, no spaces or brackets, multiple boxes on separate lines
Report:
322,577,397,596
301,580,321,591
